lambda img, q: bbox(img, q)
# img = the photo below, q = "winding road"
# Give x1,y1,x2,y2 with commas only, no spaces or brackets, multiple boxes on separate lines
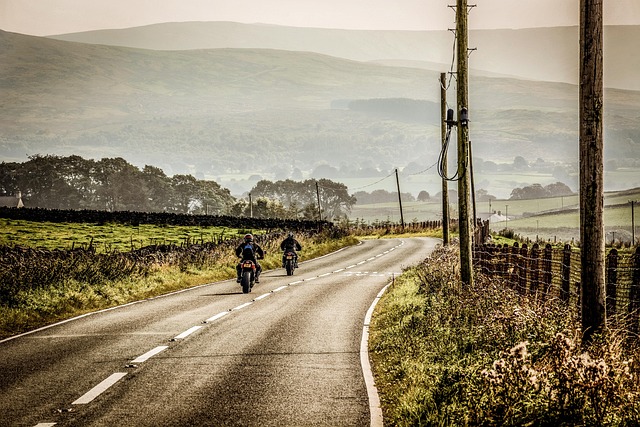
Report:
0,237,439,427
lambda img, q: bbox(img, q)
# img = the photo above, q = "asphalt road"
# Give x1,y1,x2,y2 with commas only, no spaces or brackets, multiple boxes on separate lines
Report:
0,237,439,427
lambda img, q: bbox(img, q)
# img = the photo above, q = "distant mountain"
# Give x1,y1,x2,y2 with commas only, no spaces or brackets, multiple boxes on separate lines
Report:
49,22,640,91
2,29,640,198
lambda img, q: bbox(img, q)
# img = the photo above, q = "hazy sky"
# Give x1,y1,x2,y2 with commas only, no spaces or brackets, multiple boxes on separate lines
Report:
1,0,639,36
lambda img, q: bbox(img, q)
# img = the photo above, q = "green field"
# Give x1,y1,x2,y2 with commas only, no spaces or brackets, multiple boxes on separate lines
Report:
349,187,640,244
0,219,246,252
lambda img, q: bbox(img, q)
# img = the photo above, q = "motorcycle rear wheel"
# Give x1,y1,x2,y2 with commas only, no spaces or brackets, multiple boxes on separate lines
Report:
241,270,252,293
286,261,295,276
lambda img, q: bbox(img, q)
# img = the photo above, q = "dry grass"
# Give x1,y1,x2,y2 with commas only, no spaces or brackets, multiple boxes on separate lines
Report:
369,244,640,426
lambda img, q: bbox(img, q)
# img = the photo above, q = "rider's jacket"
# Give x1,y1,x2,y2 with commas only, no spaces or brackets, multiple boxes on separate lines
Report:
235,242,264,262
280,237,302,252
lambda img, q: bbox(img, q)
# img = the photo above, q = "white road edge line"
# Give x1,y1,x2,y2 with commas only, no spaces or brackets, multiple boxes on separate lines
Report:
72,372,127,405
173,326,203,340
131,346,168,364
318,273,331,277
272,285,288,292
361,283,390,427
205,311,229,323
34,423,57,427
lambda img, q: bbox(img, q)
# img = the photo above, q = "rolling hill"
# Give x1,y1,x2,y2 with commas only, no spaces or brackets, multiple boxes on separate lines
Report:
2,26,640,198
49,22,640,91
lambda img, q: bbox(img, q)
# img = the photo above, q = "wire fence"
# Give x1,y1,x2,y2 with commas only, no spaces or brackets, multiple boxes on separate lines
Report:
473,243,640,333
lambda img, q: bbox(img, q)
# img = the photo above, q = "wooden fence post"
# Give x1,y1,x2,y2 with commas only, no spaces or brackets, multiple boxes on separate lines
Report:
530,243,540,295
518,243,528,293
543,244,553,298
510,242,520,288
503,244,513,284
473,244,482,272
606,248,618,316
561,244,572,303
629,247,640,335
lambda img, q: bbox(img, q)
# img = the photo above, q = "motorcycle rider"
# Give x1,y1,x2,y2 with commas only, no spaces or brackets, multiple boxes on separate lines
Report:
235,234,265,283
280,231,302,268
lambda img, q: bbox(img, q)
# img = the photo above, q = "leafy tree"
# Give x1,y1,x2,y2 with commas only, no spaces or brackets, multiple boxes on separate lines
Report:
475,189,496,202
2,155,239,214
93,157,146,211
545,182,574,197
59,155,95,209
509,182,574,200
21,155,97,209
170,174,199,213
141,165,173,212
249,178,355,220
0,162,21,196
192,179,235,215
315,179,356,220
417,190,431,202
301,203,320,220
513,156,529,170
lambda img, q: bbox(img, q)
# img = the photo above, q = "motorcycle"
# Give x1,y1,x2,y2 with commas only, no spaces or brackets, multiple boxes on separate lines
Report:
284,251,297,276
239,259,256,293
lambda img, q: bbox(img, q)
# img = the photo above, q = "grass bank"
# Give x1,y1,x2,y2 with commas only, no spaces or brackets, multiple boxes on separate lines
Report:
0,218,242,252
0,231,358,340
369,245,640,426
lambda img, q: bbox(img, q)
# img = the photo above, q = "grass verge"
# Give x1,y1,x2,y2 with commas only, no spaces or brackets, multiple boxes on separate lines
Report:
0,232,358,340
369,245,640,426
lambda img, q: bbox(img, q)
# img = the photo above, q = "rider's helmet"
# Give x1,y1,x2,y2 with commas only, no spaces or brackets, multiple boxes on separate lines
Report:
244,234,253,242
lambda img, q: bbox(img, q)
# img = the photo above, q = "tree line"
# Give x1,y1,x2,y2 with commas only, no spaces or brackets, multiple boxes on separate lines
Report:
0,155,235,214
509,182,574,200
0,155,357,220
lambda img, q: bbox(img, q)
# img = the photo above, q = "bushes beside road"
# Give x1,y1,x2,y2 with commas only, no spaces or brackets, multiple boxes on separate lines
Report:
370,245,640,426
0,226,356,340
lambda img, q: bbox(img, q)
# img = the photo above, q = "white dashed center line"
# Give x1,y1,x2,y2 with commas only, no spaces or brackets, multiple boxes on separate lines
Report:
72,373,127,405
131,346,168,364
35,240,408,426
205,311,229,323
173,326,203,340
253,293,271,301
232,302,253,311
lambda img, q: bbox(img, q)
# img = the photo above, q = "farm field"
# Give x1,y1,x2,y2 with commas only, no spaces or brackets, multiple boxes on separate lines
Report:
0,219,245,252
349,187,640,245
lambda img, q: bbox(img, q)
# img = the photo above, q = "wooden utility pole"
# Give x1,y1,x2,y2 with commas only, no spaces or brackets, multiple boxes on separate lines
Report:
395,168,405,229
315,181,322,221
580,0,605,342
440,72,450,245
631,200,636,245
456,0,473,285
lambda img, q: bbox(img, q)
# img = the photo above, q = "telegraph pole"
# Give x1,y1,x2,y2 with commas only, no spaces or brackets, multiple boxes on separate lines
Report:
440,72,450,245
631,200,636,245
315,181,322,221
395,168,405,229
580,0,605,342
456,0,473,285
